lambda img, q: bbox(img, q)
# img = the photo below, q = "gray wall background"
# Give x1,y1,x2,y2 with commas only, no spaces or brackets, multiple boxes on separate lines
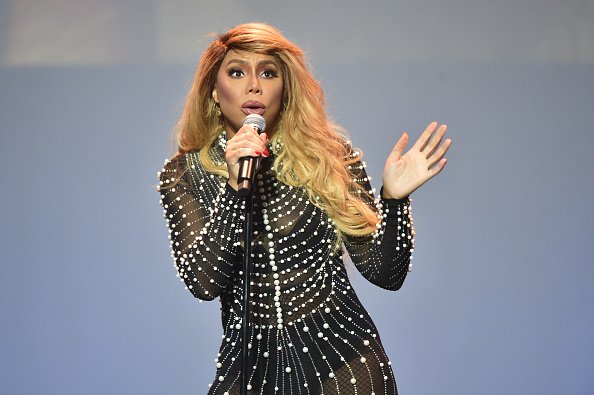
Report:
1,1,593,394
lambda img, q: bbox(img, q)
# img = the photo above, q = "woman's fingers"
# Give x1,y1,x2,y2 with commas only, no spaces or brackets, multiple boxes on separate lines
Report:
423,124,448,158
226,141,268,161
227,138,266,153
226,147,264,162
226,127,269,164
427,138,452,168
412,121,438,151
429,158,448,178
389,132,409,160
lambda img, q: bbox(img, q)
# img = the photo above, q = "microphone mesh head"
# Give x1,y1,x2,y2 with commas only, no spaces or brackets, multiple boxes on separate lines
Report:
242,114,266,132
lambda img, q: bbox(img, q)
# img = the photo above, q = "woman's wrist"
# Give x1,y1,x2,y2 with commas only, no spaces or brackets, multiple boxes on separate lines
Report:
380,186,409,202
227,178,239,191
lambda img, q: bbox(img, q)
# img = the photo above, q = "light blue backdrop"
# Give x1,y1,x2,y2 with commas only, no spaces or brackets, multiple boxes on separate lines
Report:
1,1,593,394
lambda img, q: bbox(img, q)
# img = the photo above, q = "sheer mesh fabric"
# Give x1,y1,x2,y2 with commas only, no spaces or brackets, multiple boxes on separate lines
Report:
158,135,414,394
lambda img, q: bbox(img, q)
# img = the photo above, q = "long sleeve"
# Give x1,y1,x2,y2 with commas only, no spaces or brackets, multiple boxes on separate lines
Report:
342,155,415,291
158,153,244,301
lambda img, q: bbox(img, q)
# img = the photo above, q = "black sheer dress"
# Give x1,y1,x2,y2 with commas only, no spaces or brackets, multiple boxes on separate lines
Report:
158,133,414,394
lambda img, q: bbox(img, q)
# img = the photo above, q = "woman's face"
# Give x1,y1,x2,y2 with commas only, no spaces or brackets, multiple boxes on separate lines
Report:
213,50,284,135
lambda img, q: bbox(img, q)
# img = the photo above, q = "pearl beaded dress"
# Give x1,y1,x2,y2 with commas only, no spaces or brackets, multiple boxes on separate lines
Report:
158,133,415,395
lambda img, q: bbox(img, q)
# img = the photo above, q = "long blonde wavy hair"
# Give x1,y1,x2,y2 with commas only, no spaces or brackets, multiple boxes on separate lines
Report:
174,23,379,237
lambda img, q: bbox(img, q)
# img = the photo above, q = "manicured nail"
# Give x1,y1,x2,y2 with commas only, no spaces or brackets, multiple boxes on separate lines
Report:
263,148,270,157
255,150,261,155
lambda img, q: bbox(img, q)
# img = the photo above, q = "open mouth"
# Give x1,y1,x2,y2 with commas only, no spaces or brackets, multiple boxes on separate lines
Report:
242,101,266,115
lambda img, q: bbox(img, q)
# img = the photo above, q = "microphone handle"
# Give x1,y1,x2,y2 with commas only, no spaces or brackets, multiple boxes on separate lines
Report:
237,127,262,197
237,156,260,197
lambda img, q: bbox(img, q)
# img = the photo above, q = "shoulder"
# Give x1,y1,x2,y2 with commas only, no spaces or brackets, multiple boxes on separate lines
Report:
158,153,186,179
157,153,195,192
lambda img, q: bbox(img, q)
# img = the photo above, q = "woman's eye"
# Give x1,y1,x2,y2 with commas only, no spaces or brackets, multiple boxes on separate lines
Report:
227,69,244,78
261,70,278,78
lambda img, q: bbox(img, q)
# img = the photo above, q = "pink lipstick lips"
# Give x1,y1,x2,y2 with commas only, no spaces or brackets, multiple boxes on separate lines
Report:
242,101,266,115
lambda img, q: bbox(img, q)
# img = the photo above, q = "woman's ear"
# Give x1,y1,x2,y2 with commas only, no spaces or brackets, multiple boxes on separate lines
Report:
212,88,219,104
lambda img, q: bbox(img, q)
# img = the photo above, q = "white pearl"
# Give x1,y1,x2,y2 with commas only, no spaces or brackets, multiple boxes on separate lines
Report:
302,347,308,353
285,367,291,373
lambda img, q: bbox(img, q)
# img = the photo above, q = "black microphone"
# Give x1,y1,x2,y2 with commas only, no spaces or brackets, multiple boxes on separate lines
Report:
237,114,267,197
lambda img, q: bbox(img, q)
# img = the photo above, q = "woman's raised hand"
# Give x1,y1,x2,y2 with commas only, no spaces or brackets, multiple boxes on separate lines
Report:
381,122,451,200
225,125,269,190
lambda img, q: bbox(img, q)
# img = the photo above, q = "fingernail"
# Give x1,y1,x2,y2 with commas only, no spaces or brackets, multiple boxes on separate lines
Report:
255,150,261,155
264,148,269,157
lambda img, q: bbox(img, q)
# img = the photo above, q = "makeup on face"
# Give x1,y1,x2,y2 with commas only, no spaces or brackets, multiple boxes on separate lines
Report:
214,51,284,135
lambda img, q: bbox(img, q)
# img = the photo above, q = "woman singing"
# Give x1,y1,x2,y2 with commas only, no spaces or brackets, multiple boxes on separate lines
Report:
158,23,451,394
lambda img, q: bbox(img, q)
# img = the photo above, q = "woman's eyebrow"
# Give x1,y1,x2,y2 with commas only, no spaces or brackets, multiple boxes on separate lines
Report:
225,59,278,67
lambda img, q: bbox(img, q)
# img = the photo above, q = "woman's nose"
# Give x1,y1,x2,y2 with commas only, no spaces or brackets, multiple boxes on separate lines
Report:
247,75,261,94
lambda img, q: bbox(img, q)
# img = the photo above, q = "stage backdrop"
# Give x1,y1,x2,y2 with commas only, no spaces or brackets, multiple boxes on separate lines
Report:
1,1,593,394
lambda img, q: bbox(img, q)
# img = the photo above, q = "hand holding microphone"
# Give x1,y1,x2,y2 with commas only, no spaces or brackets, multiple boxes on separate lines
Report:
225,114,268,196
